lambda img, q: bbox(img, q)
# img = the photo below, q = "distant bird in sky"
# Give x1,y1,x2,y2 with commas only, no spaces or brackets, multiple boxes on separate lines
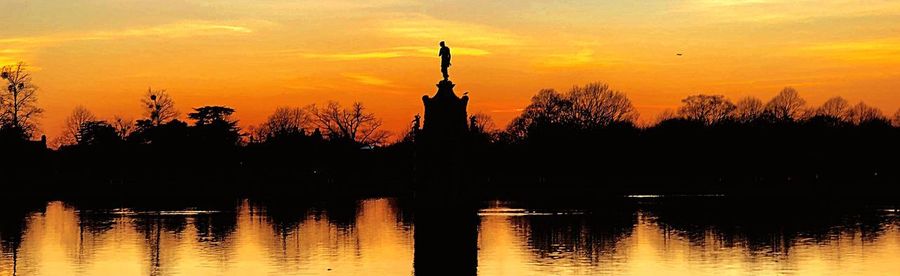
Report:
676,53,683,56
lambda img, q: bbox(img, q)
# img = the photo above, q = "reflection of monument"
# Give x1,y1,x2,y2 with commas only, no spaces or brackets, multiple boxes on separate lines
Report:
413,206,478,276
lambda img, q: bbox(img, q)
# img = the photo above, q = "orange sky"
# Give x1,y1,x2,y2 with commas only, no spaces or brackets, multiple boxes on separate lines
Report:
2,0,899,141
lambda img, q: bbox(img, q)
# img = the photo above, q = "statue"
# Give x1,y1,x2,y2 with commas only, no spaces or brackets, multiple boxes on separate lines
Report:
439,41,451,80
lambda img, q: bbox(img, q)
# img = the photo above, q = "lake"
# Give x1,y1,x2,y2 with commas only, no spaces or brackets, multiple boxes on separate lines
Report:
1,197,899,275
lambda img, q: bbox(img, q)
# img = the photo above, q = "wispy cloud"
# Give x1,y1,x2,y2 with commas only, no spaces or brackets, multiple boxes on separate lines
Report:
0,21,254,64
490,108,525,113
380,14,524,46
1,21,252,45
800,39,900,62
540,49,597,68
296,46,490,61
343,73,393,87
673,0,900,24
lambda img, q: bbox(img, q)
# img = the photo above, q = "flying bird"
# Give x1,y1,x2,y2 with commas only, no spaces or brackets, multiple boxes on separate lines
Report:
676,53,683,56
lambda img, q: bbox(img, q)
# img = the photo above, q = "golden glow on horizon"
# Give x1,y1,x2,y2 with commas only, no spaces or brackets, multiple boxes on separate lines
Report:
2,0,899,141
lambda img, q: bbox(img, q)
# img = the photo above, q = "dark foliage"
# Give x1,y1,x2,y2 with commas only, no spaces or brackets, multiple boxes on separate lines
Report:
1,78,897,199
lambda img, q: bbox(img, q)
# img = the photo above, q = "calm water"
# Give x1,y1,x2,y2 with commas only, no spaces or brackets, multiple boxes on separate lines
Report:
1,197,899,275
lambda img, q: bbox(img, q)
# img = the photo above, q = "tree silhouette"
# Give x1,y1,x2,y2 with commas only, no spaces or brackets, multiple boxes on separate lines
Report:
733,97,764,123
59,105,97,146
469,112,496,134
188,106,241,146
0,62,43,138
652,109,678,125
255,106,310,142
77,121,120,146
846,101,884,125
141,88,178,126
112,116,134,139
188,106,235,126
677,94,735,125
893,109,900,127
507,88,571,140
816,96,851,121
311,101,388,146
764,87,806,122
506,82,637,141
131,119,190,146
568,83,638,128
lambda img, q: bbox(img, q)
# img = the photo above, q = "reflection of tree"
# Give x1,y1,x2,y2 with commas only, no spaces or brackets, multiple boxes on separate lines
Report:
259,198,360,236
508,203,637,264
193,212,238,244
644,198,896,253
0,201,38,271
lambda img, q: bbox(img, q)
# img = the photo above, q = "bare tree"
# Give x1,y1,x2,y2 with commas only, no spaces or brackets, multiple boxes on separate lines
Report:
677,94,735,125
255,106,311,140
399,114,422,143
59,105,97,146
893,109,900,127
76,120,119,146
816,96,850,120
0,62,43,137
846,101,884,125
505,88,575,140
311,101,388,146
653,109,678,125
141,87,178,126
469,112,497,134
112,116,134,139
568,82,639,128
764,87,806,121
733,97,764,123
513,89,571,129
506,82,638,139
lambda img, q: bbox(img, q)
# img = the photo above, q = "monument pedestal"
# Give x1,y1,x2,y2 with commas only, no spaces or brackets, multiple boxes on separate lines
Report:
422,80,469,139
417,80,470,200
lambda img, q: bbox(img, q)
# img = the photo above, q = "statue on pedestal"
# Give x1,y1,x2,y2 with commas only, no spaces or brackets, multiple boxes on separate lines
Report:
418,41,470,192
439,41,451,81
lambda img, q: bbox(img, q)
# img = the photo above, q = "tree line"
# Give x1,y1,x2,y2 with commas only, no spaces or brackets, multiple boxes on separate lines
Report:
2,62,899,148
2,61,899,196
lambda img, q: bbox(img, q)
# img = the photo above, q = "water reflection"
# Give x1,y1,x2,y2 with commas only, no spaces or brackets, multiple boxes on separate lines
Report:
0,197,899,275
0,199,414,275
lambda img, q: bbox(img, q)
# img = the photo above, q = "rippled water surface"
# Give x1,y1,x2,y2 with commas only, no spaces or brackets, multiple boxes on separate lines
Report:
1,197,899,275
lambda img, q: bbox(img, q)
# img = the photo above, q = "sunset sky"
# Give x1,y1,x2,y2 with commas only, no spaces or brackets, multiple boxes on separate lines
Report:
2,0,899,141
